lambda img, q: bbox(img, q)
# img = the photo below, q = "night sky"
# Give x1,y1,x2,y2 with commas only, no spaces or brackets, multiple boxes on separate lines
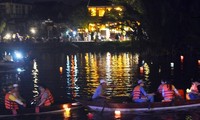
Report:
23,0,83,5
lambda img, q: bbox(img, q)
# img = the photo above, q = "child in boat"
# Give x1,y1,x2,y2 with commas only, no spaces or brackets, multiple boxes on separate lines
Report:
188,81,200,100
161,79,181,102
132,79,154,103
92,79,107,101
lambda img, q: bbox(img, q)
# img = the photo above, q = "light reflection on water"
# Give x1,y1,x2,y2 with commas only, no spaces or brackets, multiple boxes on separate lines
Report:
0,52,200,120
64,52,136,99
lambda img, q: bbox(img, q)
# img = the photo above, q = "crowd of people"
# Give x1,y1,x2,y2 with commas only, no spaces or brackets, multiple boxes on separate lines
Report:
92,78,200,103
4,83,54,115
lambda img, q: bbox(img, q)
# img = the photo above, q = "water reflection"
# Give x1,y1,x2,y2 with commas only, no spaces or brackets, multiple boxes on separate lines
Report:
64,52,138,98
32,59,39,98
66,55,79,98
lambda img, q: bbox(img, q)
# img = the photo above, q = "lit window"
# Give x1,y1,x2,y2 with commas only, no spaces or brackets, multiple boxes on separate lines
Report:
99,9,105,17
89,8,96,16
114,7,123,11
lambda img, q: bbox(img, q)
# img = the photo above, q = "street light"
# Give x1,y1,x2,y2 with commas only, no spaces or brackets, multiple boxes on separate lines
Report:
30,27,36,34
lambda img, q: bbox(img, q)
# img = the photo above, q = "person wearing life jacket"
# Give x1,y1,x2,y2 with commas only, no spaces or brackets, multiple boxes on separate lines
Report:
5,84,26,115
158,79,166,94
132,79,154,103
156,79,166,101
188,81,200,100
162,80,181,102
35,84,54,107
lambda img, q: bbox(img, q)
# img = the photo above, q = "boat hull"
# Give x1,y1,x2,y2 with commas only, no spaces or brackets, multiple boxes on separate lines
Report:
0,102,81,118
78,98,200,113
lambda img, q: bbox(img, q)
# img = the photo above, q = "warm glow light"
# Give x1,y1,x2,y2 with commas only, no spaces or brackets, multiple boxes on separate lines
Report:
180,55,184,63
63,109,71,118
63,104,70,110
59,67,63,74
140,66,144,74
136,21,141,26
115,7,123,11
115,110,121,118
198,60,200,65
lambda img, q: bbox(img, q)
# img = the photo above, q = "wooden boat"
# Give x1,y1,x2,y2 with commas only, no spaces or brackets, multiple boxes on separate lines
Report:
77,97,200,113
0,102,82,118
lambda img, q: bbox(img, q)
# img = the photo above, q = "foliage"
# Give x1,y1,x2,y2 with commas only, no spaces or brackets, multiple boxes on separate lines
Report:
110,0,200,53
0,19,6,34
107,0,148,43
68,6,99,29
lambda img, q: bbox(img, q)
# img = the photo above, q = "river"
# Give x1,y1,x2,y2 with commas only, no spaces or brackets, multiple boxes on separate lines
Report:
0,50,200,120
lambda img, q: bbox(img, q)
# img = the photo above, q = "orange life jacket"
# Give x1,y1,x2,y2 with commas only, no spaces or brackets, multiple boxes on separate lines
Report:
5,93,19,110
162,84,175,101
132,85,142,100
43,89,54,106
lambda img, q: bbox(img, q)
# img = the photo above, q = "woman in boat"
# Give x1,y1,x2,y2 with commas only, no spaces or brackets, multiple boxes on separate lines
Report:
34,84,54,107
92,79,107,101
188,81,200,100
132,79,154,103
162,79,181,102
4,84,26,115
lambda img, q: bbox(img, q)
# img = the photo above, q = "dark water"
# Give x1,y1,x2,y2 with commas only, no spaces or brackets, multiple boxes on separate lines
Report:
0,50,200,120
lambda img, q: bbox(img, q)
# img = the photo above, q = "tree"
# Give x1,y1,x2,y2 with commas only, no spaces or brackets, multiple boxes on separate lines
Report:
0,19,6,34
68,6,98,30
102,0,148,52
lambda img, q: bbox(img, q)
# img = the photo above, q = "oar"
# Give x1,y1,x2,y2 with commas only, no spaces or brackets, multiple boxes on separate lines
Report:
100,84,116,114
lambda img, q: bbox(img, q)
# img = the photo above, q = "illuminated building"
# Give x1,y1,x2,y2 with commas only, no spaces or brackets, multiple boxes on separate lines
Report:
87,0,130,41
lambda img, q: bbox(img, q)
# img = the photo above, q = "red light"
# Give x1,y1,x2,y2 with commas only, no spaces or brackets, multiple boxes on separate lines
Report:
180,55,184,63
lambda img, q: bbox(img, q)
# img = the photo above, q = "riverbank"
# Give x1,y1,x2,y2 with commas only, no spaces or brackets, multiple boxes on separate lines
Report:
0,41,133,53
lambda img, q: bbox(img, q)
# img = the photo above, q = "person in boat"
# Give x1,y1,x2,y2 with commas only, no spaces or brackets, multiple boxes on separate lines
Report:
12,84,26,103
132,79,154,103
4,84,26,111
188,81,200,100
156,79,166,101
34,84,54,107
161,79,181,102
92,79,107,101
157,79,166,94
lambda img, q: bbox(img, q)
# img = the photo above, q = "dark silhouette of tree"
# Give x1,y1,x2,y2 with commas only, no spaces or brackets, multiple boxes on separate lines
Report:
111,0,200,53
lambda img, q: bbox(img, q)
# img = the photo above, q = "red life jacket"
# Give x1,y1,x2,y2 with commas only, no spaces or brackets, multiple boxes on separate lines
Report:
43,89,54,106
132,85,141,100
5,93,19,110
162,84,175,101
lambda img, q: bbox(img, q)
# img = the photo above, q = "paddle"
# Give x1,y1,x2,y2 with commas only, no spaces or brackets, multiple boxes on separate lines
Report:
100,83,116,114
